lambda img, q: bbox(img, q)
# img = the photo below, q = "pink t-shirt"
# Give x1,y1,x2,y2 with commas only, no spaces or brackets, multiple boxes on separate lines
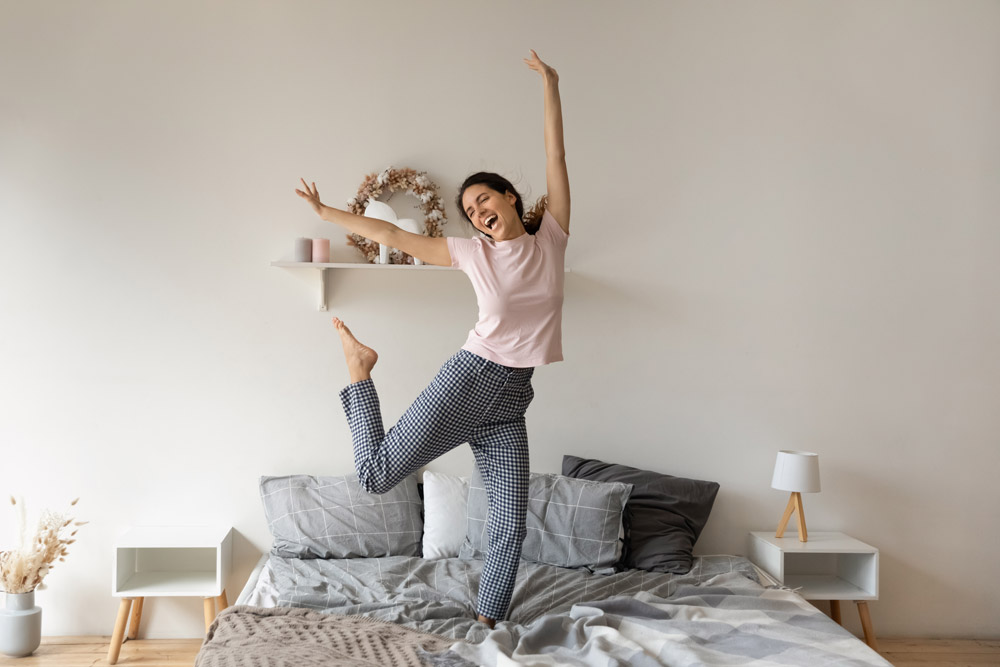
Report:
446,209,568,368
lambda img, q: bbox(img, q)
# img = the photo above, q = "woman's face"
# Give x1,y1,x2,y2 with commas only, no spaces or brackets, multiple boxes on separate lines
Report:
461,184,524,241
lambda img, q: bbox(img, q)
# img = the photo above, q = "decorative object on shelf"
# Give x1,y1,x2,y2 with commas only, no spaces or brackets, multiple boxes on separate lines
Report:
311,238,330,263
347,166,446,264
0,497,85,657
362,200,399,265
395,219,424,266
771,450,821,542
294,237,312,263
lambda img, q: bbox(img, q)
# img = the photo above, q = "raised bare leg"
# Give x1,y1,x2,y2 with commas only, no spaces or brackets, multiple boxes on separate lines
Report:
333,317,379,384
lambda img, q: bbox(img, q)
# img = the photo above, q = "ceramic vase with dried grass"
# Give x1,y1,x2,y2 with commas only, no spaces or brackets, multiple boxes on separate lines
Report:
0,497,84,657
0,591,41,657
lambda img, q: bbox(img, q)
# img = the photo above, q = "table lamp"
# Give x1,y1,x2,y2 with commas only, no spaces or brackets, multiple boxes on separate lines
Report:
772,450,821,542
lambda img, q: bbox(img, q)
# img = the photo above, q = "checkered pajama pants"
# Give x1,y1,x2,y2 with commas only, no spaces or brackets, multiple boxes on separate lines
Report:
339,349,535,621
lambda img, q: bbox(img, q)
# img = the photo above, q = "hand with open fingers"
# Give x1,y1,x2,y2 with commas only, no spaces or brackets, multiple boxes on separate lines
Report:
524,49,558,83
295,178,324,217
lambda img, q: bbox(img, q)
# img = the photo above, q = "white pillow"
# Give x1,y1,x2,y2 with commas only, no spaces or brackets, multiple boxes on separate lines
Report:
422,471,469,559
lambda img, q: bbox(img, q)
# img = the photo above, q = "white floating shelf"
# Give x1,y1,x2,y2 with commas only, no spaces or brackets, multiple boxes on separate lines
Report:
271,261,571,310
271,261,456,270
271,261,458,310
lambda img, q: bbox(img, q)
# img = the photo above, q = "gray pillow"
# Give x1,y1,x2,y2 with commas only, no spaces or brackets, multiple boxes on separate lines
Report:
562,455,720,574
460,469,632,572
260,474,423,559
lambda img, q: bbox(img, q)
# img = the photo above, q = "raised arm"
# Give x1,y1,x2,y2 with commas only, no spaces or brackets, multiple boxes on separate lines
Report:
295,179,451,266
524,50,570,235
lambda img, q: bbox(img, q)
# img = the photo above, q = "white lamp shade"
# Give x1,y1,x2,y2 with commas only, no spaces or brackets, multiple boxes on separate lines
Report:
771,450,821,493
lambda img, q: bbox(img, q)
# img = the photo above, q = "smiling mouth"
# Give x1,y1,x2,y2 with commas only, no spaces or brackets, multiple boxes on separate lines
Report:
485,215,498,230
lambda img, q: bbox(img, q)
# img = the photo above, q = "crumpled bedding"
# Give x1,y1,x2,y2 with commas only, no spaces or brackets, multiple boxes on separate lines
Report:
218,553,889,666
195,605,452,667
247,553,762,643
421,572,890,666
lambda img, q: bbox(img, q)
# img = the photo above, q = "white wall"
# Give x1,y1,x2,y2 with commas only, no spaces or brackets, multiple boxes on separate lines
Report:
2,0,998,640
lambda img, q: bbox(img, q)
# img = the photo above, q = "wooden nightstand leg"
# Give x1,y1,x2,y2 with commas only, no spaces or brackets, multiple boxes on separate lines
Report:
830,600,842,625
108,598,133,665
856,601,879,651
127,597,144,640
216,589,228,612
203,596,216,633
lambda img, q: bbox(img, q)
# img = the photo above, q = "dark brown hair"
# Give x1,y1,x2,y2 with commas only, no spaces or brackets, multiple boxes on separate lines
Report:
456,172,547,238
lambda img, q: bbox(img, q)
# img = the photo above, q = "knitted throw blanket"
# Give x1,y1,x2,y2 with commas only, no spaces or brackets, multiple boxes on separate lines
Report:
195,605,454,667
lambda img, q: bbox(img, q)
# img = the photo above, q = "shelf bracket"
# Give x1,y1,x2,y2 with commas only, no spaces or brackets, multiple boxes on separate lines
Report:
318,268,327,311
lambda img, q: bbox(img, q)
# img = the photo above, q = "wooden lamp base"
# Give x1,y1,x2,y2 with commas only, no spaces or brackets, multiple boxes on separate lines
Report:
775,491,809,542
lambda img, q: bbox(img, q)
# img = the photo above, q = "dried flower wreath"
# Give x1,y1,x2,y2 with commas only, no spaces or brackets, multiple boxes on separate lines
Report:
345,167,447,264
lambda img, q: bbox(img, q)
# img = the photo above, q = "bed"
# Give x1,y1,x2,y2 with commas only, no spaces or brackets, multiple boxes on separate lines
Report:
194,456,891,666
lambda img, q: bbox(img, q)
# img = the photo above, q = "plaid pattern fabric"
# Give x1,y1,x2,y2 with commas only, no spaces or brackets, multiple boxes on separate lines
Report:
260,474,423,558
462,472,633,572
339,349,534,621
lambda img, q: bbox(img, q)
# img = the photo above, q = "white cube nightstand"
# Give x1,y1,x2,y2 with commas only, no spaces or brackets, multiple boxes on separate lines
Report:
748,531,879,650
108,526,232,665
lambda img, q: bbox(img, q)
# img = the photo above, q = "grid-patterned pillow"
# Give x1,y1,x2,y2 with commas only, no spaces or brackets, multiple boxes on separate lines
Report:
460,470,632,572
260,474,423,559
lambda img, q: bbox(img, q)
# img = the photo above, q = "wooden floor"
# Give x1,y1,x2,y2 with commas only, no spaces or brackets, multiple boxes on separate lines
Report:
0,637,202,667
880,639,1000,666
0,636,998,666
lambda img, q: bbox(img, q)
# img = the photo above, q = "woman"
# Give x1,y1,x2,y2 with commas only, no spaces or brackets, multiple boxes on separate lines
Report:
294,50,569,628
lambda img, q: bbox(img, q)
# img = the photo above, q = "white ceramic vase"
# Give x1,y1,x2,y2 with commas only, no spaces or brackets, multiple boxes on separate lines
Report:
0,591,42,657
395,219,424,265
364,200,398,264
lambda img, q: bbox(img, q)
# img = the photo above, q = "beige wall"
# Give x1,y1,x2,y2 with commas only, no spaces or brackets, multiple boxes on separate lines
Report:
1,0,997,639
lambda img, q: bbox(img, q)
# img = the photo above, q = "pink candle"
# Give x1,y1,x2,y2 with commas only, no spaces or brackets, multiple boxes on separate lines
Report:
312,238,330,263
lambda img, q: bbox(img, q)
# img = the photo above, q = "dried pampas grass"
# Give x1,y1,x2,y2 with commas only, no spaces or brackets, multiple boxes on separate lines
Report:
1,496,86,594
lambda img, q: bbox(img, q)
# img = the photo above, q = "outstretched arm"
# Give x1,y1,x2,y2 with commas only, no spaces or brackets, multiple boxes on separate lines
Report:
295,179,451,266
524,49,570,235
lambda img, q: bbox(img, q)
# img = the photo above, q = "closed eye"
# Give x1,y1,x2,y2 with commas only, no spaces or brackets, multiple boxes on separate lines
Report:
466,193,488,219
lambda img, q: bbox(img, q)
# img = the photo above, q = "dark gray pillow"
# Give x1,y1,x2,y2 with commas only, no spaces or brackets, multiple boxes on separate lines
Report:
460,470,632,572
562,455,719,574
260,474,422,559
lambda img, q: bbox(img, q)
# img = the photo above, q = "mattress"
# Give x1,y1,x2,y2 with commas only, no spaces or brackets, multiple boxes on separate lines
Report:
235,553,273,606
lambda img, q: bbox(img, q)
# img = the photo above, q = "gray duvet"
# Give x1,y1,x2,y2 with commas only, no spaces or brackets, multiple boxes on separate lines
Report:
227,554,889,666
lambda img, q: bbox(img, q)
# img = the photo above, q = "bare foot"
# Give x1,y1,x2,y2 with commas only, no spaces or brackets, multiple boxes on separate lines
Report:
332,317,378,384
477,614,496,629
